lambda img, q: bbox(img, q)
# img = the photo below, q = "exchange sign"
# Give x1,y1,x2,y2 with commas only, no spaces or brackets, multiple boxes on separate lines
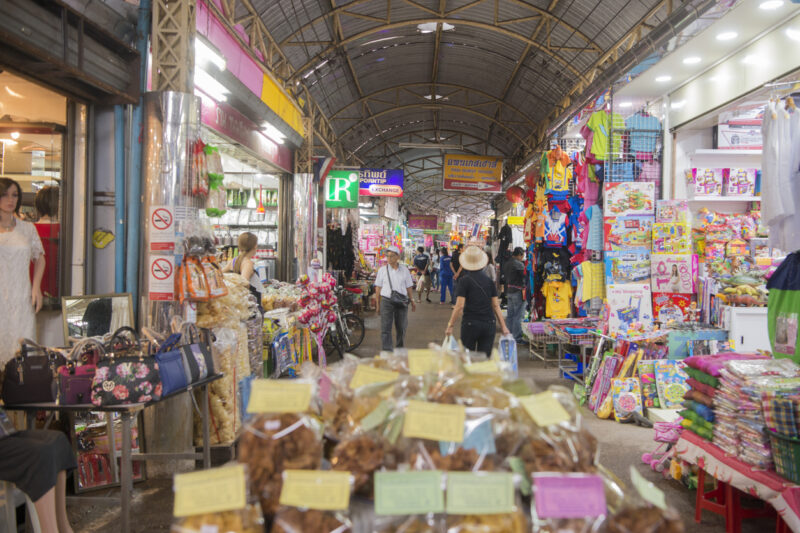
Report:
359,168,404,197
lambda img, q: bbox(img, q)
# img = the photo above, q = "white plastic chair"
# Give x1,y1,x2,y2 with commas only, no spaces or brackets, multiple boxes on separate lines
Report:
0,481,40,533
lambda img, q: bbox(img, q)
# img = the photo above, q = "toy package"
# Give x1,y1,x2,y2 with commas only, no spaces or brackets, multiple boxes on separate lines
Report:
652,223,692,254
604,182,655,216
636,360,660,409
685,168,724,196
604,216,654,252
606,283,653,335
611,378,644,419
655,200,690,225
604,251,650,285
650,254,697,293
652,293,692,324
724,168,757,196
653,360,689,409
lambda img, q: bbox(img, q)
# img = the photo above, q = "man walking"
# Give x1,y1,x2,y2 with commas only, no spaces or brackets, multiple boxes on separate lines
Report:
375,246,416,352
503,247,527,344
412,246,432,303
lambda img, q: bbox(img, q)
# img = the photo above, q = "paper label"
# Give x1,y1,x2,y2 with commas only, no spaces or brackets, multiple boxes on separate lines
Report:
246,380,312,413
403,400,465,442
464,360,500,374
440,418,496,456
279,470,351,511
519,392,571,427
508,457,531,496
533,474,607,519
148,254,176,301
630,466,667,509
408,349,455,376
360,400,392,431
318,373,333,403
149,205,175,252
173,464,246,517
374,471,445,515
350,365,399,390
446,472,515,515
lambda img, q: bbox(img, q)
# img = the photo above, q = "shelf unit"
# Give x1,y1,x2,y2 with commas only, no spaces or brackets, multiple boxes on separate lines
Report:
688,196,761,202
690,149,762,157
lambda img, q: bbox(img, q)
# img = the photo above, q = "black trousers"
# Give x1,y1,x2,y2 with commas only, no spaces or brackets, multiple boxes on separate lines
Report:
460,319,496,357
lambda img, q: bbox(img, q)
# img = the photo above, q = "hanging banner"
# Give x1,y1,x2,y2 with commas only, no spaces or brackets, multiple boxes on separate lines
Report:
424,222,452,235
408,214,439,230
359,169,404,197
443,154,503,192
325,170,359,208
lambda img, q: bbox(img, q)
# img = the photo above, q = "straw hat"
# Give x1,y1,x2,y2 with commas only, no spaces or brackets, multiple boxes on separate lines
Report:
459,245,489,271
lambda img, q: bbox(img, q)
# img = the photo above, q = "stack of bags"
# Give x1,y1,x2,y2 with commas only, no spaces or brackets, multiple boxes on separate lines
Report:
716,358,800,468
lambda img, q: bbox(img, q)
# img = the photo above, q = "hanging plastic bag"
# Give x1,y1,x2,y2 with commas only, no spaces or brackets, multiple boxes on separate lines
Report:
497,334,519,377
442,334,460,352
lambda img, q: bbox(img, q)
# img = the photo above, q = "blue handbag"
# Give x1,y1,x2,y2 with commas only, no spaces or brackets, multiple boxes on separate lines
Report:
154,333,189,396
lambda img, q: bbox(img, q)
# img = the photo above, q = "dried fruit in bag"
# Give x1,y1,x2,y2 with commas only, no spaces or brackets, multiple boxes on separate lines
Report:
270,507,351,533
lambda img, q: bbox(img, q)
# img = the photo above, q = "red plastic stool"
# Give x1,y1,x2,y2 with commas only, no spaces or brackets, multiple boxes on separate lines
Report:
776,516,791,533
724,483,775,533
695,469,730,528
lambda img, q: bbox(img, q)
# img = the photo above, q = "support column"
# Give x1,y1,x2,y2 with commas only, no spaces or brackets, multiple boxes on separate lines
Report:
292,116,316,279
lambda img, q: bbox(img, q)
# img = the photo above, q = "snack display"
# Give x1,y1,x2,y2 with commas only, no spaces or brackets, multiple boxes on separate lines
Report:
171,505,264,533
270,508,351,533
444,510,528,532
330,433,392,494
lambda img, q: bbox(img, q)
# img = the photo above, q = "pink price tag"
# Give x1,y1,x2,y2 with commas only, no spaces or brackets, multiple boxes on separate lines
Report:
533,474,607,519
318,373,333,403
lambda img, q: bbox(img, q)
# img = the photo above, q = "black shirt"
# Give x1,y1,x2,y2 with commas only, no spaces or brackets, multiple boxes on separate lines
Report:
452,250,461,273
503,258,526,294
455,270,498,323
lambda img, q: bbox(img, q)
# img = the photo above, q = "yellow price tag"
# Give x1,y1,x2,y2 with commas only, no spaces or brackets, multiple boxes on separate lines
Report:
246,380,312,413
173,464,246,517
350,365,399,389
519,392,571,427
408,349,455,376
279,470,351,511
403,400,465,442
464,360,500,374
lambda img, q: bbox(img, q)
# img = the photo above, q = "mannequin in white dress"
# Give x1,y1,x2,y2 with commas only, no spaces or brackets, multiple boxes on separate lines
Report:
0,178,45,364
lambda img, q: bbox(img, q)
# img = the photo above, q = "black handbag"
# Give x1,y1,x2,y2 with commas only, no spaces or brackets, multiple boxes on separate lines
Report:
179,324,214,382
385,266,409,308
91,327,162,406
2,339,66,405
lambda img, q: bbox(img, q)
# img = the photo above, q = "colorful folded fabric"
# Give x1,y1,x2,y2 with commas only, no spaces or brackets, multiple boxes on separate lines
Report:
771,398,798,438
683,400,715,422
679,409,714,432
684,388,713,407
681,418,713,441
684,353,768,377
686,378,717,397
684,367,720,388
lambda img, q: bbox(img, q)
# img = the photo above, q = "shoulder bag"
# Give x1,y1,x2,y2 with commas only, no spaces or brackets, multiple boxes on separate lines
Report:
57,338,104,405
91,327,162,406
385,266,409,308
179,323,214,382
2,339,67,405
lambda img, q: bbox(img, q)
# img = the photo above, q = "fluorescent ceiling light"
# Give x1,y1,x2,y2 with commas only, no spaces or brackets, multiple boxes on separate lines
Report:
424,94,443,100
670,100,686,109
0,139,18,145
261,123,286,144
759,1,784,10
417,22,455,33
683,56,702,65
10,132,19,139
360,216,368,222
655,75,672,82
195,37,226,71
398,142,463,150
618,101,633,108
787,28,800,41
4,86,22,98
716,31,738,41
194,69,229,102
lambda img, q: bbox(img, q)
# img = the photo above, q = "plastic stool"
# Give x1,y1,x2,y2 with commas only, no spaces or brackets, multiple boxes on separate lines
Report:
724,483,775,533
0,481,41,533
695,469,729,528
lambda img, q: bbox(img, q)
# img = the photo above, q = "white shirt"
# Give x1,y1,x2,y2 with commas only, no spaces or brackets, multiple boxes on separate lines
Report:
375,263,414,298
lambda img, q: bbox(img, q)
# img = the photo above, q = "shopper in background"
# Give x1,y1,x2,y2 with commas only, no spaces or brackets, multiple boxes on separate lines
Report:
430,247,440,290
33,185,60,299
223,232,264,305
0,178,45,365
482,252,497,284
438,247,455,305
451,243,463,280
412,246,432,303
375,246,416,352
445,245,510,356
503,247,527,344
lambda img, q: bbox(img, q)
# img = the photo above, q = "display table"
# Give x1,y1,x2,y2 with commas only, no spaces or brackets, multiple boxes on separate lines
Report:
542,318,599,385
676,430,800,532
6,374,222,533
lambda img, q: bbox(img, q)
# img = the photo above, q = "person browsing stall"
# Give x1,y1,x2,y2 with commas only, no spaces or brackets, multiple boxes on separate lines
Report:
223,232,265,304
412,246,432,303
375,246,416,352
445,246,510,357
503,247,527,344
438,247,455,305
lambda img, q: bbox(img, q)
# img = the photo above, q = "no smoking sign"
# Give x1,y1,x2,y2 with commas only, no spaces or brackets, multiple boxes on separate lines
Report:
149,205,176,252
148,255,175,301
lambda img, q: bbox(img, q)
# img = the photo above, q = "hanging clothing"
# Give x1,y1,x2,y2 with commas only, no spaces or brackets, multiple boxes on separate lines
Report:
762,101,800,251
625,113,661,155
543,208,568,248
543,280,572,319
586,110,625,160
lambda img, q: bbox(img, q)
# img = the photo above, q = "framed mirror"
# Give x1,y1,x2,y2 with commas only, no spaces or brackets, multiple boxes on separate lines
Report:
62,293,134,341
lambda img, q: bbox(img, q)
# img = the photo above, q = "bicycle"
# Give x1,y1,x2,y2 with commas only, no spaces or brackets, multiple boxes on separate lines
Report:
322,290,365,359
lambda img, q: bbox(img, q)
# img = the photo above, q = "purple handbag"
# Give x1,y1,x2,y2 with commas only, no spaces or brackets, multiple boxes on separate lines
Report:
57,339,105,405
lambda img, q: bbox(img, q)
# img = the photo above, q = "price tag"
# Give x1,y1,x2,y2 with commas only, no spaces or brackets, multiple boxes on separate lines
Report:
464,360,500,374
440,418,496,456
533,473,607,519
630,466,667,510
408,349,455,376
360,400,392,431
279,470,351,511
350,365,399,390
173,465,246,517
403,400,465,442
507,457,531,496
246,380,312,413
519,392,571,427
446,472,515,515
374,471,445,515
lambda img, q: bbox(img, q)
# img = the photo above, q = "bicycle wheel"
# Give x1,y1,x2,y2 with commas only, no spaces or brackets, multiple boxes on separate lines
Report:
342,314,365,350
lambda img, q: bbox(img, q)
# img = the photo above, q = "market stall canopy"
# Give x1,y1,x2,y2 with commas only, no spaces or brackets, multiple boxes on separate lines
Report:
223,0,680,218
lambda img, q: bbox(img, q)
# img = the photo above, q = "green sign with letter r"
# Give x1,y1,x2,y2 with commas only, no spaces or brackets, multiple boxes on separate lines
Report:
325,170,359,208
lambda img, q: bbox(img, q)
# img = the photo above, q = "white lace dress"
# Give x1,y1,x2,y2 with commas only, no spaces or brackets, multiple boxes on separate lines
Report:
0,219,44,364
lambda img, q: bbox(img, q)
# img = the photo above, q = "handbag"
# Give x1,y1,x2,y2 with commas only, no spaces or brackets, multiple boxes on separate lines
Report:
154,332,189,396
2,339,66,405
179,323,214,383
57,339,105,405
385,266,409,308
91,328,162,406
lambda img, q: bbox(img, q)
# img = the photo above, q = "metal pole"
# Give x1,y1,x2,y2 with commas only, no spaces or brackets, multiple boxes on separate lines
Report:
114,106,126,292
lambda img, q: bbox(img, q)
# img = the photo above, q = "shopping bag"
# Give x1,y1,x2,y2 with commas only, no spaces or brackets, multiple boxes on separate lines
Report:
442,335,460,352
497,334,519,377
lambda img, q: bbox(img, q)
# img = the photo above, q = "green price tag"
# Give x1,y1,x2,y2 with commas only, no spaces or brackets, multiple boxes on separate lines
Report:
374,471,444,515
507,457,531,496
446,472,515,515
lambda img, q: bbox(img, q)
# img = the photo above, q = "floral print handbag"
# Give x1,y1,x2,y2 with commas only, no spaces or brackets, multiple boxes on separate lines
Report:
90,328,162,406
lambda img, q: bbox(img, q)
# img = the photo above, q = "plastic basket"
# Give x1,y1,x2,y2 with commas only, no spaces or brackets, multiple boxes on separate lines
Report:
767,429,800,485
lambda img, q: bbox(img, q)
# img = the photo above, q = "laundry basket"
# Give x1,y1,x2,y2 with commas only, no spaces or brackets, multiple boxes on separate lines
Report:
767,429,800,484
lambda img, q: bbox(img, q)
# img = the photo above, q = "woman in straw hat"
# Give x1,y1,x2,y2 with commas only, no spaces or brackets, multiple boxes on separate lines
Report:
444,245,509,357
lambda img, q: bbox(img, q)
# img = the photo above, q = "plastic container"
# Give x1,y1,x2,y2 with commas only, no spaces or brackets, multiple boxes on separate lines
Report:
767,429,800,484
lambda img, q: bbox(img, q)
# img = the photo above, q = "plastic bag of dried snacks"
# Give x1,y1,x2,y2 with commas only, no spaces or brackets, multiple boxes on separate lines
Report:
270,470,353,533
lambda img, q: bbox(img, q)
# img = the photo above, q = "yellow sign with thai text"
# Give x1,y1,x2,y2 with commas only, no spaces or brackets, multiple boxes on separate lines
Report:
443,154,503,193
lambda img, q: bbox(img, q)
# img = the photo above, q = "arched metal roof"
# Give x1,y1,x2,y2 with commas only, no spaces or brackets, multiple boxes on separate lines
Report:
226,0,674,219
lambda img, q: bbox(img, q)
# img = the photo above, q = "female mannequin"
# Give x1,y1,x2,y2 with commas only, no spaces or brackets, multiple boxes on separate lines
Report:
0,178,45,363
